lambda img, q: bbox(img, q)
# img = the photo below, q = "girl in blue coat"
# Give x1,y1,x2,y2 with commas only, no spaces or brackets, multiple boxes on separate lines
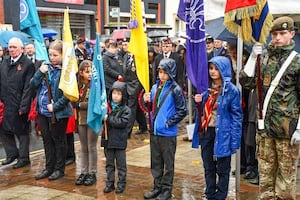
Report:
193,56,242,200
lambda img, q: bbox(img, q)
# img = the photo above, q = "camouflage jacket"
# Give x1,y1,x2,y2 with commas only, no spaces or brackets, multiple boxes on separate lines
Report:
240,41,300,138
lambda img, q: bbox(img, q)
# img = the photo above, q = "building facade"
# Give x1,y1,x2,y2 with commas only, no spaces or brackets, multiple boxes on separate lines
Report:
0,0,185,40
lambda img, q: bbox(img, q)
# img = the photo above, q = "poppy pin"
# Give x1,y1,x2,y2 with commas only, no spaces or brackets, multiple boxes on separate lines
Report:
17,65,22,71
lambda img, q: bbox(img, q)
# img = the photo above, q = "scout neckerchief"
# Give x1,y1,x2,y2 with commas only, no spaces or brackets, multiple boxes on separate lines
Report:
201,86,221,132
79,83,89,102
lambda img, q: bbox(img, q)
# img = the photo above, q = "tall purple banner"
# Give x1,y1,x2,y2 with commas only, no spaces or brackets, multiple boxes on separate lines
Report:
177,0,208,93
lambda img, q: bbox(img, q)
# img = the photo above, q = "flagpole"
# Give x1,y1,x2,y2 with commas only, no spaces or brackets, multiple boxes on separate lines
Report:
97,0,101,34
235,27,243,192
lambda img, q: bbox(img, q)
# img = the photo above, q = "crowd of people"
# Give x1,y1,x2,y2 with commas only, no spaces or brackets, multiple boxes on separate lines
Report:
0,15,300,200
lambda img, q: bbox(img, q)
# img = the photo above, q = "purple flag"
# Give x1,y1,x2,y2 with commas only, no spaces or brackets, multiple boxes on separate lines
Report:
177,0,208,93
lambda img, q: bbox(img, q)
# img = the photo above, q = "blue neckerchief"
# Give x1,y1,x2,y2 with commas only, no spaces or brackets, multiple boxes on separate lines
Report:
48,64,62,84
111,101,120,111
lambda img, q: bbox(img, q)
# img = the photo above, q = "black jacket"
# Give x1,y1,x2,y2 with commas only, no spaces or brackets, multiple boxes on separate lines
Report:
103,52,124,92
123,53,141,96
101,81,132,149
0,54,35,134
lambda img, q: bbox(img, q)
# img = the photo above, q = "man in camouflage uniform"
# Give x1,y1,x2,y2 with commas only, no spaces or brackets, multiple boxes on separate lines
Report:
241,16,300,200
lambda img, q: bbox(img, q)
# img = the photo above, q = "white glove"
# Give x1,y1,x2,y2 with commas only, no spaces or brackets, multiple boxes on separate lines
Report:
39,64,48,74
243,43,263,77
252,43,263,57
290,129,300,145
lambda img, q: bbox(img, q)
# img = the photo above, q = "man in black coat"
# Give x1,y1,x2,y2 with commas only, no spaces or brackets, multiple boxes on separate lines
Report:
153,38,185,88
122,38,147,138
0,37,35,168
103,41,124,95
24,42,42,71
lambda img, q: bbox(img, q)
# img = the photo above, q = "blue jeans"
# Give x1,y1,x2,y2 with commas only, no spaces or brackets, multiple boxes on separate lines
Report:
200,127,231,200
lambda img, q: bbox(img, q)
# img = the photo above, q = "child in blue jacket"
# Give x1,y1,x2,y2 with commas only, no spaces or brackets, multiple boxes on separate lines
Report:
143,58,187,200
193,56,243,200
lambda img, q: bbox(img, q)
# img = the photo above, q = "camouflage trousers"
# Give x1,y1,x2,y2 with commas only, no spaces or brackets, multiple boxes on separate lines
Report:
256,134,300,200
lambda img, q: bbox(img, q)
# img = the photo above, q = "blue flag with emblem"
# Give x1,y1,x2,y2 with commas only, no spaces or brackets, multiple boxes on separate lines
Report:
20,0,49,62
177,0,208,94
87,34,107,134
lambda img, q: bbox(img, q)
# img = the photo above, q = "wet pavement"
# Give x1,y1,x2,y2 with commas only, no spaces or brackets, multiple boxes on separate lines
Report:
0,121,299,200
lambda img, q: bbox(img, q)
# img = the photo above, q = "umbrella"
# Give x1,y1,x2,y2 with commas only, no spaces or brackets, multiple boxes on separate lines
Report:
0,31,32,47
147,30,168,38
205,17,237,44
111,29,131,40
42,28,57,38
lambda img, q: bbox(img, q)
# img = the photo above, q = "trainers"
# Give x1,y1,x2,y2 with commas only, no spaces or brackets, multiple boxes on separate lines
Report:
84,173,96,186
75,174,87,185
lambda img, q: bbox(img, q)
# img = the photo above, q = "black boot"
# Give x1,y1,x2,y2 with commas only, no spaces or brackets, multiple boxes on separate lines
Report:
249,175,259,185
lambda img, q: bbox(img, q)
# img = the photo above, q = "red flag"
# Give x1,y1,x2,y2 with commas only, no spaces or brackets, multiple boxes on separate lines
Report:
224,0,273,43
225,0,256,12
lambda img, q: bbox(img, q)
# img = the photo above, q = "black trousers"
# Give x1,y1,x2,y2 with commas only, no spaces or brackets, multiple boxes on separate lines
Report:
104,148,127,187
127,94,138,136
38,114,68,173
66,133,75,161
150,134,177,192
0,128,30,162
136,103,147,130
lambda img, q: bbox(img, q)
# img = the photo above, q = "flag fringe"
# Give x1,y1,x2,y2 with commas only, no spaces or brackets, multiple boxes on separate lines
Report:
224,0,272,44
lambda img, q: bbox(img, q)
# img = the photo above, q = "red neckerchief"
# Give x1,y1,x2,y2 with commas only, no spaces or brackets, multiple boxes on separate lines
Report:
201,86,220,131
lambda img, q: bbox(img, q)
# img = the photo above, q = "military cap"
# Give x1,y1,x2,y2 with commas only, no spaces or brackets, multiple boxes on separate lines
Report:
270,16,294,32
206,35,214,43
77,36,86,44
122,37,130,43
161,37,171,44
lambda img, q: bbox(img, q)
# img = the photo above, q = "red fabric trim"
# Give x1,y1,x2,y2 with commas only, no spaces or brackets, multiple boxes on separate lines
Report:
225,0,256,12
66,115,76,133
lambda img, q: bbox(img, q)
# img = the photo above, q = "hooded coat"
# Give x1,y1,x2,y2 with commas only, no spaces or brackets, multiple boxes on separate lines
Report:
150,58,187,137
101,81,131,149
192,56,243,158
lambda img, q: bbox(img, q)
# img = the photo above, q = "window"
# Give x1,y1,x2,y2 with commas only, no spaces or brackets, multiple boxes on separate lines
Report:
148,3,158,10
109,0,119,7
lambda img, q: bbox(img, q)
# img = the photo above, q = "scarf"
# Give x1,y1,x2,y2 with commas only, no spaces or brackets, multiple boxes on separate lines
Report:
201,87,220,131
111,101,122,113
152,81,165,116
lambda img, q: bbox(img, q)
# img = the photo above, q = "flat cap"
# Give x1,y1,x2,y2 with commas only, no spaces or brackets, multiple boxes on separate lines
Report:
271,16,294,32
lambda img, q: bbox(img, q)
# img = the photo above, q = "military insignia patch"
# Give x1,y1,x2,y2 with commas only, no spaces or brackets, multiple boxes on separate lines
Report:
282,22,288,29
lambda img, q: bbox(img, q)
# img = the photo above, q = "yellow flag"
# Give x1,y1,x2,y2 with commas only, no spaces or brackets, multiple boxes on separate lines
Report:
128,0,149,92
59,8,79,102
